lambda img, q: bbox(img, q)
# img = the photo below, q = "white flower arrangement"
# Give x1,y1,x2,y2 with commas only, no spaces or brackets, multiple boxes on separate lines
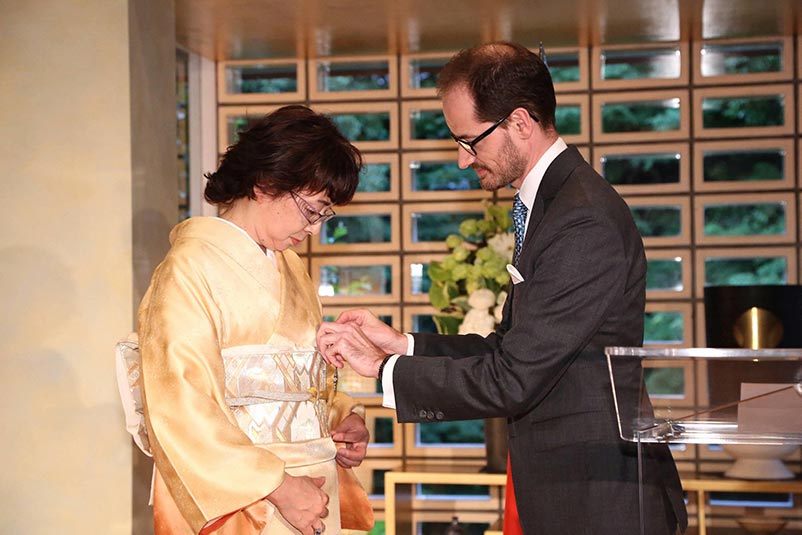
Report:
428,202,513,335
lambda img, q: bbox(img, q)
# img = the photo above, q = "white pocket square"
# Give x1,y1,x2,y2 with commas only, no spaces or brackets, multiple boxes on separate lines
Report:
507,264,525,284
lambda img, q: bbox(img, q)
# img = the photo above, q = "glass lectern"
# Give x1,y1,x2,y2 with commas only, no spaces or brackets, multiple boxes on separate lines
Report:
605,347,802,534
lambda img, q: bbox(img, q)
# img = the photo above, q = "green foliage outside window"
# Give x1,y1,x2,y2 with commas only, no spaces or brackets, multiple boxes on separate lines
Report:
239,76,296,94
644,367,685,397
358,163,392,192
705,258,786,286
320,265,392,296
319,62,389,91
548,53,581,83
601,49,680,80
328,113,390,141
603,153,680,185
418,420,484,444
412,110,450,140
644,311,684,344
412,212,485,242
602,101,681,133
703,150,784,182
702,96,784,128
646,259,683,291
704,203,785,237
412,162,480,191
321,215,392,244
631,206,681,238
702,43,782,76
410,58,447,89
555,105,581,135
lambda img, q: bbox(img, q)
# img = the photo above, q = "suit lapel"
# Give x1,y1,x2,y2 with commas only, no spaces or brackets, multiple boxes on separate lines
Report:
518,145,584,263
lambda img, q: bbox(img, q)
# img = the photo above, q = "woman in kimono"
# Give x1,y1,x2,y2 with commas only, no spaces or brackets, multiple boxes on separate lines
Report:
137,105,369,535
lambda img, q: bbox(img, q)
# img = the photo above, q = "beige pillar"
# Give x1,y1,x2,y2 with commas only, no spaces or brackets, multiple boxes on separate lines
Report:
0,1,175,533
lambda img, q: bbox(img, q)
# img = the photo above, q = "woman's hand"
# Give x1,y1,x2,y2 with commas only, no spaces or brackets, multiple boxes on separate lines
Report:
331,412,369,467
265,474,328,534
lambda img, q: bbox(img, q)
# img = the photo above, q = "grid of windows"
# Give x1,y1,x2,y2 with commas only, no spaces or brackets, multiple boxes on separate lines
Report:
215,36,802,528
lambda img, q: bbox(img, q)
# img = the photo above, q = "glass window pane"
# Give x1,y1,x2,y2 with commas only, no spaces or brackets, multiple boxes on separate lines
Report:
701,42,783,76
703,202,786,237
702,95,784,128
602,152,681,185
371,470,388,496
318,264,392,297
702,149,785,182
358,162,392,193
412,313,438,333
631,206,682,238
410,109,449,140
372,416,395,444
601,47,681,80
327,112,391,142
409,57,447,89
320,215,392,244
555,104,581,135
225,63,298,94
704,257,787,286
411,262,432,295
410,160,481,192
644,311,684,344
601,99,681,133
317,60,389,92
548,52,581,83
411,211,485,242
418,420,484,445
225,115,250,147
644,367,685,397
647,258,683,291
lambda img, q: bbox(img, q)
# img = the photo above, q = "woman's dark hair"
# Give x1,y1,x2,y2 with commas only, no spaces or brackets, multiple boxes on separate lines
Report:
436,41,557,131
204,105,362,206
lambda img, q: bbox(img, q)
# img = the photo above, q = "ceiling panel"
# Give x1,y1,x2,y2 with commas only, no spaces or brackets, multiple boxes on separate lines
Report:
175,0,799,61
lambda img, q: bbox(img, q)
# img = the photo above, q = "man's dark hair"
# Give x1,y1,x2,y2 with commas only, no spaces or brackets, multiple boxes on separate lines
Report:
204,105,362,206
437,41,557,131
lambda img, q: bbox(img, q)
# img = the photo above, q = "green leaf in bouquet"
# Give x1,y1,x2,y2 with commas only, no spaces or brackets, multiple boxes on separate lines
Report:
428,282,450,309
451,263,470,281
458,218,480,238
445,234,463,249
433,314,463,335
427,261,449,282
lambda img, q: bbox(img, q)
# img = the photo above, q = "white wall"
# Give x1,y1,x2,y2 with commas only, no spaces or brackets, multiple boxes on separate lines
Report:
0,1,175,532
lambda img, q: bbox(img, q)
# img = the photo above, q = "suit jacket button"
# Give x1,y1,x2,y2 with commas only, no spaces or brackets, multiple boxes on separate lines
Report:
426,411,435,419
435,411,444,420
418,410,427,418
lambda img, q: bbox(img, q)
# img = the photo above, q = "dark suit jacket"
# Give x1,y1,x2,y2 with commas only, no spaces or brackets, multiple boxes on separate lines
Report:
395,147,687,534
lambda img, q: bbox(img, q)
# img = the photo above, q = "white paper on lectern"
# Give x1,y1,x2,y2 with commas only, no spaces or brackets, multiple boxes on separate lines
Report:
737,383,802,434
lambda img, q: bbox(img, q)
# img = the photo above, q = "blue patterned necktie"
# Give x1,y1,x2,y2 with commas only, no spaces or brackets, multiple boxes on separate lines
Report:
512,194,528,264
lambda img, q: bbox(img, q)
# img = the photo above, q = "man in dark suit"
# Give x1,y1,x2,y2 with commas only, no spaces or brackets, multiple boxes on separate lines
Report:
317,41,687,534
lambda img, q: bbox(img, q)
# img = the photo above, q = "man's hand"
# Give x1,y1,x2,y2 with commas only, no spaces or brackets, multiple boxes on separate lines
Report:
265,474,328,534
316,308,407,368
316,321,386,376
331,412,369,468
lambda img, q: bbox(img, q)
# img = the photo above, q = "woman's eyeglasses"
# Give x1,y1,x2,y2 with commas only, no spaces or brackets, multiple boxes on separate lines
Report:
291,192,336,225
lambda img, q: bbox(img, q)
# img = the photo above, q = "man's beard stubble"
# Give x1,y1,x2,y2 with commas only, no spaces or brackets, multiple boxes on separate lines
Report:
473,132,528,192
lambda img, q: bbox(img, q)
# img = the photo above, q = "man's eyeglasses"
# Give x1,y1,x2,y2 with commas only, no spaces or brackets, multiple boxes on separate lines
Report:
451,111,539,156
291,192,336,225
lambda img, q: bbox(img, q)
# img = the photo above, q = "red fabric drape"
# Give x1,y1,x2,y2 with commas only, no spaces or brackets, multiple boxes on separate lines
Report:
503,453,523,535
